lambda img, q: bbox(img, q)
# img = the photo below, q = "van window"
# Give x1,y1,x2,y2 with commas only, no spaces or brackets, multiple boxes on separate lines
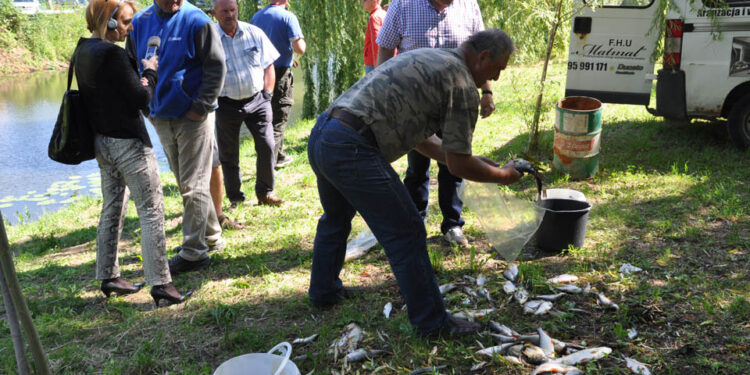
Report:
704,0,750,7
584,0,654,8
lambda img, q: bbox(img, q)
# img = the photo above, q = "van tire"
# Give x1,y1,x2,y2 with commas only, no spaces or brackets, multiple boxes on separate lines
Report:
728,93,750,150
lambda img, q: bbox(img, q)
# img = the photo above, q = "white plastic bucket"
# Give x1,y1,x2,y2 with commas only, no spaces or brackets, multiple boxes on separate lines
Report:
213,342,300,375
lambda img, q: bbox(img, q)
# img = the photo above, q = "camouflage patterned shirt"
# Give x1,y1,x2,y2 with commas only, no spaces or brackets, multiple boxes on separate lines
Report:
330,48,479,163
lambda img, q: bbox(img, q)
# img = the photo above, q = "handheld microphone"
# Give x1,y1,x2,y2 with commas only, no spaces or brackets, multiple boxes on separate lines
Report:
145,36,161,60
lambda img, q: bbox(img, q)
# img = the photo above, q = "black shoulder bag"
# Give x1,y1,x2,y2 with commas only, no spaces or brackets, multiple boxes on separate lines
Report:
48,51,95,165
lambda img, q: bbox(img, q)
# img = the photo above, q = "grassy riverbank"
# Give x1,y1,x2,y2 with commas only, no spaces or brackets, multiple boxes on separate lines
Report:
2,62,749,374
0,1,87,74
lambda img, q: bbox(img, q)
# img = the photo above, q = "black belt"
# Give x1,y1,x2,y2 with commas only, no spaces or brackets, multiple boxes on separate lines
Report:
328,108,378,148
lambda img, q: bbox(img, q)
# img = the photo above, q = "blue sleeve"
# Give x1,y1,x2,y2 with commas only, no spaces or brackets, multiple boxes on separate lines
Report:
287,14,303,40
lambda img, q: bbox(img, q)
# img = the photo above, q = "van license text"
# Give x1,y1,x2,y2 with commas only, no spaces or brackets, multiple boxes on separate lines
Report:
568,62,608,71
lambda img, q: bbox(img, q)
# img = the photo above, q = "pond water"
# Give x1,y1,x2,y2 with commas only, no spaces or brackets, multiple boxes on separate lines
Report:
0,69,304,225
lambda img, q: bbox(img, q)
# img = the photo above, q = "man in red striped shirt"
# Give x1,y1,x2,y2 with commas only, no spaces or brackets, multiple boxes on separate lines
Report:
362,0,387,74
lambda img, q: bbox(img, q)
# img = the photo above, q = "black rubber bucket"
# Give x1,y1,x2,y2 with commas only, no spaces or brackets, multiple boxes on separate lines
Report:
534,198,592,252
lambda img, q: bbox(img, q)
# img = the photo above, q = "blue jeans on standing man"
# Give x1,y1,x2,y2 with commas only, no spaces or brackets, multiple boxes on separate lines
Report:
307,112,448,335
403,144,465,234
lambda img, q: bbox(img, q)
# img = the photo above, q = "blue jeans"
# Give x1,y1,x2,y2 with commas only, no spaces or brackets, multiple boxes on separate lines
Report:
365,65,375,75
307,113,448,335
404,149,465,234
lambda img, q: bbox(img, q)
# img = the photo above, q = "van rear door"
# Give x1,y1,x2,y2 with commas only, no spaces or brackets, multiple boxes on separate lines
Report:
565,0,660,105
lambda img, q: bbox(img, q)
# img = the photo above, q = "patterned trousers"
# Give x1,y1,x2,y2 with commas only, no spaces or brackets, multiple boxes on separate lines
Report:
94,135,171,286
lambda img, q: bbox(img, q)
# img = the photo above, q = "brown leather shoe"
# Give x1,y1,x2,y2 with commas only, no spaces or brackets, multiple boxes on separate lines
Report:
258,195,284,206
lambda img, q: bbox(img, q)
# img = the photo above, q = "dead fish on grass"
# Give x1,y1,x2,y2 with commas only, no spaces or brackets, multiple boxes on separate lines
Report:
476,274,488,286
383,302,393,319
292,334,318,344
470,361,487,371
490,333,517,343
476,343,513,357
557,347,612,365
530,362,582,375
537,293,566,301
514,288,530,305
627,328,638,340
522,345,551,365
523,300,553,315
503,280,517,294
554,284,583,294
503,263,519,282
463,286,478,299
330,323,364,355
477,288,493,303
548,274,578,284
439,283,456,295
623,355,651,375
596,292,620,310
619,263,643,275
452,308,495,320
537,328,555,356
408,365,447,375
344,348,389,362
489,321,519,336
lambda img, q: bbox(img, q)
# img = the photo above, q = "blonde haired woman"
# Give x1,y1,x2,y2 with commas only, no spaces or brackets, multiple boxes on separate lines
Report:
75,0,190,307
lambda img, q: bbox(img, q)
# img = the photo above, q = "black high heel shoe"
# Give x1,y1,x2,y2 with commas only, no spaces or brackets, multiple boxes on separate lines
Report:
100,277,144,298
151,283,193,308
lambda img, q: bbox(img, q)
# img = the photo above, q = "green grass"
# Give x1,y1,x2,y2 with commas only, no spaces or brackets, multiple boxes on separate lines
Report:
2,61,749,374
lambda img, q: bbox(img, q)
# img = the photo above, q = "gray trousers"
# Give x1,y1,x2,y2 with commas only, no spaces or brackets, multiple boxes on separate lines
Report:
152,115,222,261
272,66,294,160
94,135,171,286
216,93,276,201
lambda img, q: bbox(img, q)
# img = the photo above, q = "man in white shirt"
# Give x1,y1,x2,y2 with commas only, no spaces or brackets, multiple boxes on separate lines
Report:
214,0,283,207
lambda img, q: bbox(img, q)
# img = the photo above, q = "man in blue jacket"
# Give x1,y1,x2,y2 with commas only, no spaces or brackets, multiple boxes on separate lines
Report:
127,0,227,275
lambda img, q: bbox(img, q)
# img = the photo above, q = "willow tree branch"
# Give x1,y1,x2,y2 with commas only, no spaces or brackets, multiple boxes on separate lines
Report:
0,212,51,375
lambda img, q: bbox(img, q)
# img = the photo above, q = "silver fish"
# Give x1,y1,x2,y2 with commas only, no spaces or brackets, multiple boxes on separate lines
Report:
383,302,393,319
476,343,513,357
537,293,566,301
470,361,487,371
596,292,620,310
537,328,555,356
344,348,387,362
292,334,318,344
463,286,478,299
452,308,495,320
503,280,517,294
534,301,553,315
557,347,612,365
489,321,519,337
439,283,456,295
548,274,579,284
627,328,638,340
506,344,524,357
619,263,643,275
461,296,472,306
530,362,581,375
517,334,540,345
476,274,488,286
503,355,524,365
490,333,517,343
408,365,447,375
582,283,592,295
522,345,550,365
463,275,476,283
523,300,544,314
503,263,519,282
477,288,493,303
514,287,530,305
330,323,364,354
623,355,651,375
554,284,583,294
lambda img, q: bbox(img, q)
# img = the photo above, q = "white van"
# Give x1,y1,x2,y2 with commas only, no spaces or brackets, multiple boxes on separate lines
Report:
565,0,750,150
12,0,41,14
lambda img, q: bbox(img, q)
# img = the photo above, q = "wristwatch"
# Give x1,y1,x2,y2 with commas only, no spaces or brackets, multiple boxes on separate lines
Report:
482,89,493,96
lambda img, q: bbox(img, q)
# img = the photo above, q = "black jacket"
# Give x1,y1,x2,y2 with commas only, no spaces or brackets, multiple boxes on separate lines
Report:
74,37,158,147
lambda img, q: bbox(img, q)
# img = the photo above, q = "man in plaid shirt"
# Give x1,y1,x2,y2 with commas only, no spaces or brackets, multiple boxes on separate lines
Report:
376,0,495,248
